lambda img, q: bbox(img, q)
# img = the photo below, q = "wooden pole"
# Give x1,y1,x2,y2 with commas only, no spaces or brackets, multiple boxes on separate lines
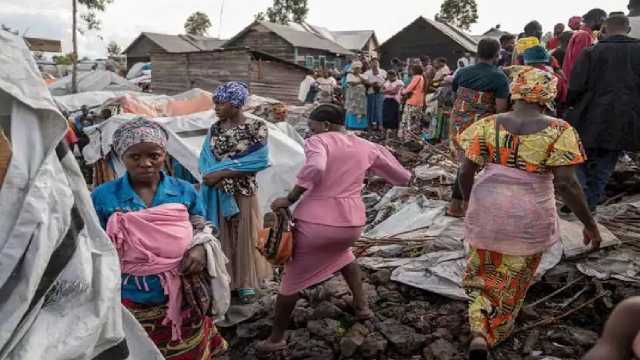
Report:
72,0,78,94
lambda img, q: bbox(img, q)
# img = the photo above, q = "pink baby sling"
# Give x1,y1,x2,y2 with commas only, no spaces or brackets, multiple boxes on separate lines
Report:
106,203,193,341
465,163,560,256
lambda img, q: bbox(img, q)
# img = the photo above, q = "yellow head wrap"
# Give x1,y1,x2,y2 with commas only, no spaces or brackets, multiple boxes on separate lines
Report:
507,66,558,107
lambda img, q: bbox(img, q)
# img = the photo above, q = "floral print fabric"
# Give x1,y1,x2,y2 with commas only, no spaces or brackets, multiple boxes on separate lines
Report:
209,117,268,196
459,115,586,174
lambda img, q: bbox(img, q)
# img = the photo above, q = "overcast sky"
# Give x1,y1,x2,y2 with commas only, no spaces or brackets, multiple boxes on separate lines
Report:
0,0,631,59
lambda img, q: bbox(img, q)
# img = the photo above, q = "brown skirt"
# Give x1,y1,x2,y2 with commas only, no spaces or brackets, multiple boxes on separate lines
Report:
219,194,272,290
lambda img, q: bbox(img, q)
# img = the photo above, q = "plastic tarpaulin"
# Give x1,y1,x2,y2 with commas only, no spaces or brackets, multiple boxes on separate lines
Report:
0,30,162,359
54,91,148,113
82,110,305,217
48,71,140,96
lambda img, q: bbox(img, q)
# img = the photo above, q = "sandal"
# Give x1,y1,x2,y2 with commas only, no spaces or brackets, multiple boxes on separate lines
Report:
256,339,287,353
446,200,467,218
238,288,257,305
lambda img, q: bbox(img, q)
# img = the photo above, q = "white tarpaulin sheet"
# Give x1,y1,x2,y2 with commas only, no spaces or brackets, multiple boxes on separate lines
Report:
48,71,140,96
82,110,305,216
54,90,148,113
359,197,563,300
0,30,161,359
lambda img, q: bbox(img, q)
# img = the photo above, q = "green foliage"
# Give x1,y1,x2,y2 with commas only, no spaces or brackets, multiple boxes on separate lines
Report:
184,11,212,36
53,53,75,65
78,0,113,32
435,0,478,31
106,41,122,56
256,0,308,25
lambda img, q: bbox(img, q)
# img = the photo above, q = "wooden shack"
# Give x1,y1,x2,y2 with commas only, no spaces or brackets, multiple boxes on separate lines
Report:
224,21,353,70
123,32,226,71
151,48,308,104
379,17,478,68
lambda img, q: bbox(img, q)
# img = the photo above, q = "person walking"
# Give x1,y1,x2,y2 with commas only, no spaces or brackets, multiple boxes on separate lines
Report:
382,70,405,138
567,14,640,212
446,38,510,217
256,104,412,353
457,66,601,359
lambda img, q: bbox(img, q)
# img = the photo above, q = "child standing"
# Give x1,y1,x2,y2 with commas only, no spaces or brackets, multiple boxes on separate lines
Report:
382,70,404,138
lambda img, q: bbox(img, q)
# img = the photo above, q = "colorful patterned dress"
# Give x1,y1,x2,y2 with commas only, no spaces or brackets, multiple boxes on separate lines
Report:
459,115,586,347
209,118,273,291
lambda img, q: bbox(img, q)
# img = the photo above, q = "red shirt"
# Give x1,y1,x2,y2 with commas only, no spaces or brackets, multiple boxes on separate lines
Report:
547,37,560,50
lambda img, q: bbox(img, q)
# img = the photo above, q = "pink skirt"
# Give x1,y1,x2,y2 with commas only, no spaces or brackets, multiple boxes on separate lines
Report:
280,220,362,295
466,164,559,256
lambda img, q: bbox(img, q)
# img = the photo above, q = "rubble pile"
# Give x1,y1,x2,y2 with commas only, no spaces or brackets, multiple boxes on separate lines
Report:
219,133,640,359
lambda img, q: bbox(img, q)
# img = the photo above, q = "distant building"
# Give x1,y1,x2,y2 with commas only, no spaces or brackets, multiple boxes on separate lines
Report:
24,37,62,53
123,32,226,70
379,16,478,68
473,25,512,42
332,30,379,58
151,48,308,104
224,21,354,70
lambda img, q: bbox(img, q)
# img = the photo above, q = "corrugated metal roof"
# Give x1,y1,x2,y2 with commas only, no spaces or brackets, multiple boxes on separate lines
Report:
332,30,375,51
124,32,226,54
255,21,353,55
381,17,478,54
423,18,478,53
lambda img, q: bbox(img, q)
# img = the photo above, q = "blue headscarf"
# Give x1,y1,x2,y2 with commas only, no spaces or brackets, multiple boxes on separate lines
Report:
213,81,249,108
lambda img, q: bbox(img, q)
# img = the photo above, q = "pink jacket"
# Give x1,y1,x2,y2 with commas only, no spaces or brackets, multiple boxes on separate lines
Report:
293,133,412,227
107,203,193,341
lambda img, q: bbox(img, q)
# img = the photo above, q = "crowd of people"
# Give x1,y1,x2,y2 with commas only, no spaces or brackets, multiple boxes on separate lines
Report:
64,2,640,360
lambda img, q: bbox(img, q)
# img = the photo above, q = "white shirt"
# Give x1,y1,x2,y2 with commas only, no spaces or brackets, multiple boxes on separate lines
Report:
363,68,387,94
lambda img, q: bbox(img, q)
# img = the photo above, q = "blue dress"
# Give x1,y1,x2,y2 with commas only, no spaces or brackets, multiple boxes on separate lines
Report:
91,172,204,304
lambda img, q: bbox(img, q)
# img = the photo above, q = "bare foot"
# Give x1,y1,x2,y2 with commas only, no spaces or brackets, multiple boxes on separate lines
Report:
256,337,287,353
447,199,466,218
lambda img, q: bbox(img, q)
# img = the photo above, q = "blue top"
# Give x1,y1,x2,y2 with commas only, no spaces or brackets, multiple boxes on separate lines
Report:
91,172,204,304
452,63,510,99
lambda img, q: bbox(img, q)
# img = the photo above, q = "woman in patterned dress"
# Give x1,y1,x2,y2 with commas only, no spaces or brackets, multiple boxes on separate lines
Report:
200,82,272,304
456,66,602,359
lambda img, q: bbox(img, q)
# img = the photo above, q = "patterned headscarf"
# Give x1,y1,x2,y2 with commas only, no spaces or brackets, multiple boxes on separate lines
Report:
213,81,249,108
112,117,168,157
569,16,582,31
508,66,558,107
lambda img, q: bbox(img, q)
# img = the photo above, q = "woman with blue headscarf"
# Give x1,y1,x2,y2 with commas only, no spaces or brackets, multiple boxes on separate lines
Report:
200,81,272,304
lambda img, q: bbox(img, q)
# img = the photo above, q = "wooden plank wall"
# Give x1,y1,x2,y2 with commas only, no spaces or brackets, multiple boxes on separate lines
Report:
225,25,296,62
250,58,306,104
379,19,465,68
151,50,251,95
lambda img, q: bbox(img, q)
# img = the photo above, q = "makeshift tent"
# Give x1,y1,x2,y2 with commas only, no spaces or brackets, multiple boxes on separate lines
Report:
82,110,306,216
48,70,140,96
0,30,162,359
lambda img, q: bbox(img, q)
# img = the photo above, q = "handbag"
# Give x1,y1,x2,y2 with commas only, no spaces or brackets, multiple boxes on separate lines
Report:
258,208,294,266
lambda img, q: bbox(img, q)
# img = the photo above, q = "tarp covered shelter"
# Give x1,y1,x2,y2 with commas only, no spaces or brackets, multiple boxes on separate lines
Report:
0,30,162,359
48,70,140,96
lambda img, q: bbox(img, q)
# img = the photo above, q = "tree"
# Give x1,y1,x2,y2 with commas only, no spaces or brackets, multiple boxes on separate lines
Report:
184,11,212,36
255,0,308,25
72,0,113,93
435,0,478,31
106,41,122,56
53,53,75,65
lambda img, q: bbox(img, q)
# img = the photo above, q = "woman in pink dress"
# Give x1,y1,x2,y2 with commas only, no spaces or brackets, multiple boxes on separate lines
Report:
257,104,412,353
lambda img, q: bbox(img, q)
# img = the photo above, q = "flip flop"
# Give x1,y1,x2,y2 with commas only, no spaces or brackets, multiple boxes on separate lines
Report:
238,288,257,305
468,337,489,360
256,339,287,353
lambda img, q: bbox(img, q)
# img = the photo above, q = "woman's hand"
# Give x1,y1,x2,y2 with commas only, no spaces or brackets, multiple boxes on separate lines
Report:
181,245,207,275
583,225,603,251
203,172,224,187
271,197,291,211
